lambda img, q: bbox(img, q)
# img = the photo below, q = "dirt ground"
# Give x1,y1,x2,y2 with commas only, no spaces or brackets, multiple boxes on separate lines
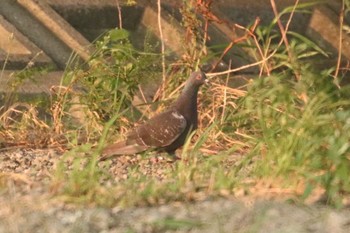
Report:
1,149,350,233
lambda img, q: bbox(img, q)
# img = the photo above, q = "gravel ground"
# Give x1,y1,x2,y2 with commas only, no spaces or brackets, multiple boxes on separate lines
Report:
1,149,350,233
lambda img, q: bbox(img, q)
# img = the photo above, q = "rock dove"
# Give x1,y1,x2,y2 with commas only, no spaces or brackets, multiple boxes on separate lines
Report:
100,71,208,160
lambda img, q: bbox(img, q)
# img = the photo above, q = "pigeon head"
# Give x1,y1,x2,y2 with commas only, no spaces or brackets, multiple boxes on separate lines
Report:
178,71,207,101
187,71,208,87
178,71,208,96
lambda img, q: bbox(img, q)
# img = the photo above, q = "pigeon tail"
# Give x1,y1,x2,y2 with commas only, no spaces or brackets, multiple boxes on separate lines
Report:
100,141,149,161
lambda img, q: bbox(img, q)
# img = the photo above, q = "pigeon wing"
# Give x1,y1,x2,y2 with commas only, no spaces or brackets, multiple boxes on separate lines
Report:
127,109,187,148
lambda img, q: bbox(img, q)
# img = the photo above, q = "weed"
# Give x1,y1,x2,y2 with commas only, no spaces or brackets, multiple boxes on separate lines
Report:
230,66,350,206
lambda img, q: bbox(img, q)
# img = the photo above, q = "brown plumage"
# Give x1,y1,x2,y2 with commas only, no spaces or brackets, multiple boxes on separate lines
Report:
100,71,207,161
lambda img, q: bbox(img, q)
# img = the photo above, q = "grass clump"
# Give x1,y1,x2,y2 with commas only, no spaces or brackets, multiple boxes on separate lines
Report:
44,3,350,207
231,66,350,206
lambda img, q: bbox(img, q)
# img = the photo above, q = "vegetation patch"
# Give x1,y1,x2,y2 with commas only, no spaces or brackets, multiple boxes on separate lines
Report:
1,0,350,208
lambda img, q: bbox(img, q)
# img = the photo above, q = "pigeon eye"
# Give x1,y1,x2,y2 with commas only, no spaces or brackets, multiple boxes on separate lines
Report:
196,75,201,80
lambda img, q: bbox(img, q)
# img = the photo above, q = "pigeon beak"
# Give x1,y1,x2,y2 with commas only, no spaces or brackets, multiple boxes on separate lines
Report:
204,78,210,86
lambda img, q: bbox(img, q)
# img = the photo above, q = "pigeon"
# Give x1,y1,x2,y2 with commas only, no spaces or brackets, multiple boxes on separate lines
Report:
100,71,208,160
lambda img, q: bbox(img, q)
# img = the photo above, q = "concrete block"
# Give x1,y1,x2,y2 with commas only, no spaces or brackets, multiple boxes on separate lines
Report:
141,5,185,56
0,15,53,70
0,0,92,69
18,0,93,62
307,6,350,61
0,71,63,94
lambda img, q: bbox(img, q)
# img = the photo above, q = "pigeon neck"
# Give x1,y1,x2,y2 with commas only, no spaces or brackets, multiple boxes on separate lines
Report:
174,82,199,118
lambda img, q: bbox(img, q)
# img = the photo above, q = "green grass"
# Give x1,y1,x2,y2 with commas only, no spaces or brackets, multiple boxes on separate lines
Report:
51,61,350,207
236,70,350,206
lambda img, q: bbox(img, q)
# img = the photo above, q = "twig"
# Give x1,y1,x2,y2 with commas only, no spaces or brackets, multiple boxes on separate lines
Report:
236,20,271,76
334,0,344,88
268,0,299,57
138,85,148,104
210,18,260,72
270,0,291,56
207,51,277,77
209,0,300,78
137,84,153,117
115,0,123,29
270,0,301,81
221,59,231,124
157,0,166,99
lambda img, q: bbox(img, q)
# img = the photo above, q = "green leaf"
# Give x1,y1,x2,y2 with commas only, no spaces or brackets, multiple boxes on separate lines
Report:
287,31,329,57
109,28,130,41
301,182,314,200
